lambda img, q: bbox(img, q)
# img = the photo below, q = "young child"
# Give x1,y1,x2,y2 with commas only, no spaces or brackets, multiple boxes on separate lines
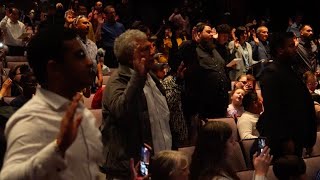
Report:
227,88,245,118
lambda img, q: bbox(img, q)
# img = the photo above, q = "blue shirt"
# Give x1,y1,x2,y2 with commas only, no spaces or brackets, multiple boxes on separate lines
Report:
101,22,125,48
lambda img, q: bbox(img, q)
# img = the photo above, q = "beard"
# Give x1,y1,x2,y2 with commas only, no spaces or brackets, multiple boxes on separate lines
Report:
199,39,215,53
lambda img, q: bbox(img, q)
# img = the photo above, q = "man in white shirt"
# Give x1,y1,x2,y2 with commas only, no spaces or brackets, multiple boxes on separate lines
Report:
0,8,28,56
0,26,103,180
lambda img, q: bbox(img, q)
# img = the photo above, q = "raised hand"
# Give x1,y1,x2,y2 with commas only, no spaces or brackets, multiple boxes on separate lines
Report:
176,62,186,79
56,93,83,157
133,41,154,77
253,32,259,45
234,39,240,49
192,27,200,43
0,78,12,97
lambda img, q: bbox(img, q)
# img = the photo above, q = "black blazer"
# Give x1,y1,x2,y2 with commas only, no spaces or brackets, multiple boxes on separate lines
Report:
257,60,317,148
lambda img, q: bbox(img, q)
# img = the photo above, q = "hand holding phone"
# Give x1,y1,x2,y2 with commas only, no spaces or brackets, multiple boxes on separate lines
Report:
140,144,151,176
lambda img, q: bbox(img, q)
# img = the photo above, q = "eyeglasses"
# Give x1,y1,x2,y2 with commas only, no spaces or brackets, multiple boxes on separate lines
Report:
240,81,247,85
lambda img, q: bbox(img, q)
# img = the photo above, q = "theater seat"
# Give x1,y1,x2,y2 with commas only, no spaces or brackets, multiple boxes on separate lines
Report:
237,166,277,180
208,117,239,142
230,142,247,171
5,56,27,62
303,132,320,158
304,155,320,180
240,138,256,169
7,62,29,70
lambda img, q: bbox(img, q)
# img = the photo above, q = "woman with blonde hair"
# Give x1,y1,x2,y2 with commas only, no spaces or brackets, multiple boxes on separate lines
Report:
131,150,190,180
151,150,190,180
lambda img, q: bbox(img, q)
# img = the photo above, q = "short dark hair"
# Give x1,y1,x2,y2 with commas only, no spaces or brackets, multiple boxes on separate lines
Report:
194,22,211,33
8,7,19,14
27,26,77,86
235,26,247,40
9,64,31,79
269,32,295,58
242,91,258,111
104,5,115,14
273,155,306,180
216,24,231,34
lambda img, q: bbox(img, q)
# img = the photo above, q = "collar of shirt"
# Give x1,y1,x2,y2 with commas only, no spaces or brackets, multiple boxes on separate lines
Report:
35,87,84,111
8,18,18,24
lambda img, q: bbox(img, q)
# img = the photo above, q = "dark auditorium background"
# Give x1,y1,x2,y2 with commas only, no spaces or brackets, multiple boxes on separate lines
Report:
3,0,320,34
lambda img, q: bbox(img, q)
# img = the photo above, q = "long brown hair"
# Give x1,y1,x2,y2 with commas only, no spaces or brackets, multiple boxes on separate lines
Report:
189,121,239,180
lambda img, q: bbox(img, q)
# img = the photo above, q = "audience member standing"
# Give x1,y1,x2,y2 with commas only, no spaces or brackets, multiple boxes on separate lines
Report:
101,5,125,68
88,1,106,40
0,27,103,179
73,15,98,92
286,14,303,38
0,8,28,56
293,24,319,78
186,22,229,119
228,26,255,81
101,29,171,179
250,26,271,61
257,32,317,160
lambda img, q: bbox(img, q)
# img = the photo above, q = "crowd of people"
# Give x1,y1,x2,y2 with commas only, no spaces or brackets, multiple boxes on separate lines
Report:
0,0,319,180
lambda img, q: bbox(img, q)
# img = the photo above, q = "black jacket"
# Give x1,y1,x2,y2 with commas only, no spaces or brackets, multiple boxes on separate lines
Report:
257,60,317,150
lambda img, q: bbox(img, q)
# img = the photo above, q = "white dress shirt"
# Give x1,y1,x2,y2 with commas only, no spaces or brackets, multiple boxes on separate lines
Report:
0,88,103,180
0,16,26,46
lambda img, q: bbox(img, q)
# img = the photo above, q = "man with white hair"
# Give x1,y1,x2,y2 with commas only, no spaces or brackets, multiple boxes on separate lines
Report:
101,29,172,179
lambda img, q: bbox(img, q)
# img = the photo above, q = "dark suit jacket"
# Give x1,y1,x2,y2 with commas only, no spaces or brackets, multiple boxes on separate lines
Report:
250,41,271,61
101,65,164,177
257,60,317,152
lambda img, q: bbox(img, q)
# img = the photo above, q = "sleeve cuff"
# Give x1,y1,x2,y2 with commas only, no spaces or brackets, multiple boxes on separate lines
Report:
31,141,67,178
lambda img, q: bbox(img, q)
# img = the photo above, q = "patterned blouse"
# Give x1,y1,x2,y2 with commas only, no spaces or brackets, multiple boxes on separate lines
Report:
162,75,188,148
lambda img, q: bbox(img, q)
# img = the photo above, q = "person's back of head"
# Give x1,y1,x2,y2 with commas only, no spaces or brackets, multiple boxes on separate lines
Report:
269,32,296,61
215,24,231,35
190,121,237,180
151,150,189,180
273,155,306,180
242,91,262,114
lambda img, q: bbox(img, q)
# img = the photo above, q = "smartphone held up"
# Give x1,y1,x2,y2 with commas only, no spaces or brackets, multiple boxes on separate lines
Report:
140,146,151,176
